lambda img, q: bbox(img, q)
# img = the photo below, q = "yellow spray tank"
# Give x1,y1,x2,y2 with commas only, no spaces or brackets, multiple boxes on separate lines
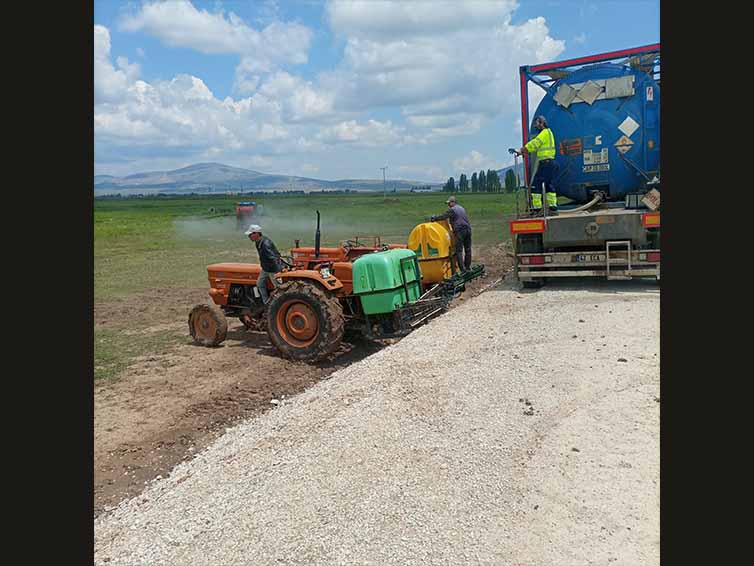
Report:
407,219,457,284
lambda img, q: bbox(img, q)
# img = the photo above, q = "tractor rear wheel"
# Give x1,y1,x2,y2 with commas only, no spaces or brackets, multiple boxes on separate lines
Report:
266,280,344,362
189,304,228,346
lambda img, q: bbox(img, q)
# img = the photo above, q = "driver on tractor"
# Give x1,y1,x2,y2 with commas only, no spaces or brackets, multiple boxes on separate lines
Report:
245,224,284,304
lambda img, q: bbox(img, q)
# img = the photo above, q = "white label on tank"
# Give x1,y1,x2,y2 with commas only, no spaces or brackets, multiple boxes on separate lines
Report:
595,135,602,145
646,86,654,101
584,148,609,165
618,116,640,138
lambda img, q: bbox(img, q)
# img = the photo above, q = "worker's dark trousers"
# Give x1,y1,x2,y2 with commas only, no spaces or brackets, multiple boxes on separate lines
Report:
455,227,472,271
531,159,559,209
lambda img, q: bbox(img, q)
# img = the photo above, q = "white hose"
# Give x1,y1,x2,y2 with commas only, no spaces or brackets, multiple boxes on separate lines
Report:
556,193,603,215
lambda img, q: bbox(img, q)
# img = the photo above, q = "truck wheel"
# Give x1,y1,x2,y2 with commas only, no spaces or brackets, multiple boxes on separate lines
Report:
266,281,345,362
189,304,228,346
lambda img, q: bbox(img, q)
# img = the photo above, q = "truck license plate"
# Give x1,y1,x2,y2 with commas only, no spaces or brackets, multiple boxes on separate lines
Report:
575,254,605,262
583,164,610,173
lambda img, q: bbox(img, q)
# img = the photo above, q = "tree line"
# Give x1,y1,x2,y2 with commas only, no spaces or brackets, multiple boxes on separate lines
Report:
442,168,519,193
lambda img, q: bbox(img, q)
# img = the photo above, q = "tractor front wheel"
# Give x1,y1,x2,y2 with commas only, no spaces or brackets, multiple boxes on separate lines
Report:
266,281,344,362
189,304,228,346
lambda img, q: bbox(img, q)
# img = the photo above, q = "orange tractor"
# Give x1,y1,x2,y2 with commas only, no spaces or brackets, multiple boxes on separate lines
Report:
189,211,485,362
235,201,256,230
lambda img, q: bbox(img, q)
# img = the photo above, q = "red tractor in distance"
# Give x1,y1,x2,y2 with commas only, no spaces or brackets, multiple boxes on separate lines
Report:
235,201,256,230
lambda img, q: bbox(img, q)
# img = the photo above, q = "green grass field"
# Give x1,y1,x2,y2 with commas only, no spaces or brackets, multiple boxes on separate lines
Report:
94,191,520,301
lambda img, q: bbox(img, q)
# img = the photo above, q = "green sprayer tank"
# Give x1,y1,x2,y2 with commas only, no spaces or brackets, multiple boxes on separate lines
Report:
352,249,422,315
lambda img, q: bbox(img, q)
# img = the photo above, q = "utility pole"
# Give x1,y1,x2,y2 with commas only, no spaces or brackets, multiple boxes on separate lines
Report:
380,166,388,200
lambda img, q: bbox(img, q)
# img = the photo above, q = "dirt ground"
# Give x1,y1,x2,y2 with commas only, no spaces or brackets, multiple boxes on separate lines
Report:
94,243,512,516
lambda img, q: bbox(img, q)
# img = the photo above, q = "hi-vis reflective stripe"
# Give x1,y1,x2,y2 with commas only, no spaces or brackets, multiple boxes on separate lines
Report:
641,212,660,227
510,219,546,234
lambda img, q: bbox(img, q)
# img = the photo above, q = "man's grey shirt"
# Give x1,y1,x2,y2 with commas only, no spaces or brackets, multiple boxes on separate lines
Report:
436,204,471,233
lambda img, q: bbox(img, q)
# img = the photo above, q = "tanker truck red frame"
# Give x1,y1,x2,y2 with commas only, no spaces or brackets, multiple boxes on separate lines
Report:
510,43,661,287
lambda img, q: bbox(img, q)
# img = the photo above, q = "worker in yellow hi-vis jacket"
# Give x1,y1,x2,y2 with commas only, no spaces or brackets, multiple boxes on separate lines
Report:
515,115,559,214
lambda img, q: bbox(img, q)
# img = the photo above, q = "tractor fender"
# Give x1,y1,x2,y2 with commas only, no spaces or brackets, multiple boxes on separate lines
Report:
277,270,344,292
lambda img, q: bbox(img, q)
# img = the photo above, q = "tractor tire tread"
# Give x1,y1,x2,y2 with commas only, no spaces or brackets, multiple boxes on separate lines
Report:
188,304,228,346
266,280,345,362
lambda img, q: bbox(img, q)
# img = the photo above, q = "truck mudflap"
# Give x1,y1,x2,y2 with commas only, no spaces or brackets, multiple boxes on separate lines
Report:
517,248,660,281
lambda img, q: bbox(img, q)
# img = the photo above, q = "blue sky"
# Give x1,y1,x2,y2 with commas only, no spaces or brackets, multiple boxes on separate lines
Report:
94,0,659,182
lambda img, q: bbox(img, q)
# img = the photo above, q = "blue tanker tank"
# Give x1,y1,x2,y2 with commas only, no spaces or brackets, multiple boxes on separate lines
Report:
529,62,660,203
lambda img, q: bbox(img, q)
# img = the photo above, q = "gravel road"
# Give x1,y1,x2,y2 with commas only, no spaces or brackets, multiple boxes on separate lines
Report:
94,277,660,565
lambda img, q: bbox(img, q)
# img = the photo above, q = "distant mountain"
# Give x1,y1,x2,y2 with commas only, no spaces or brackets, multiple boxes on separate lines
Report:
93,162,437,195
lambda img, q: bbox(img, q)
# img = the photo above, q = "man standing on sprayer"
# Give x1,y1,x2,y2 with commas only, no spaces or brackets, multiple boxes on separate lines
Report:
515,115,559,214
245,224,283,304
430,196,473,273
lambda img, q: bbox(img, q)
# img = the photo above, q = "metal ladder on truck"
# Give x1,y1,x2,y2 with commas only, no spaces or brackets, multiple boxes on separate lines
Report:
606,240,632,280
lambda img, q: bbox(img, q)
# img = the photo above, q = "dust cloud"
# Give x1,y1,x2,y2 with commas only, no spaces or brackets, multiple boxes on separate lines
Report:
171,203,410,252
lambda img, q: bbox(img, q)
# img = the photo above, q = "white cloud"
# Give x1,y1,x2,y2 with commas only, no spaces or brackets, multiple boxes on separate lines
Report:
299,163,320,175
95,25,140,102
326,0,519,39
120,0,313,96
96,23,345,176
316,119,407,146
95,1,567,177
396,164,445,182
257,71,335,122
528,84,548,119
246,155,275,170
95,24,287,154
452,150,502,174
406,113,483,139
321,0,565,139
120,0,311,60
574,32,587,44
513,118,522,136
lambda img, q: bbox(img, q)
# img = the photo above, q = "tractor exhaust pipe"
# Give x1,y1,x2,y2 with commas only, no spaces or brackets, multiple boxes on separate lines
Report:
315,210,321,258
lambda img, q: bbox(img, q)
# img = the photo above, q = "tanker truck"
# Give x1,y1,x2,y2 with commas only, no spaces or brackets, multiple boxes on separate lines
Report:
509,43,661,287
